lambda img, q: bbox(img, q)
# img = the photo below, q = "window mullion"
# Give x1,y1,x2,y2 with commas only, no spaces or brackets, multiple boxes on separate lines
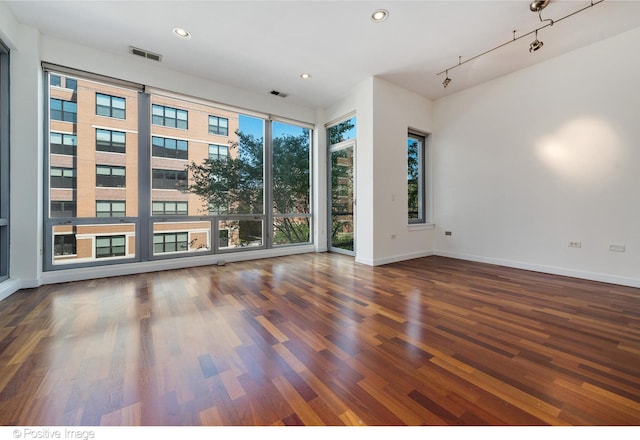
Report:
138,92,151,262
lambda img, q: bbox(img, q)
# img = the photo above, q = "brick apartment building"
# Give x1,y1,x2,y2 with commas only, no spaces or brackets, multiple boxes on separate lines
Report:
49,73,240,265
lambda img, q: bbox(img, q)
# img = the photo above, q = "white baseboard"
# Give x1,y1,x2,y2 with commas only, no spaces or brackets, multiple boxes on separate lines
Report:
40,245,316,286
372,250,435,266
0,279,21,302
355,250,434,267
435,250,640,288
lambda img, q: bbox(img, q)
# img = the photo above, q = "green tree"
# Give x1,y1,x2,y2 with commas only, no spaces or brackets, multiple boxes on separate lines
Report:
272,131,311,244
186,130,263,216
185,128,311,245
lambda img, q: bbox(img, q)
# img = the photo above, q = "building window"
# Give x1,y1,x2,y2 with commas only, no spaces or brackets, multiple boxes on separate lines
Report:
50,132,77,156
208,115,228,136
95,235,126,258
53,234,76,257
408,131,428,224
96,201,126,217
50,167,76,189
152,201,188,216
208,144,228,161
153,232,189,254
96,165,126,188
96,93,126,119
207,144,229,215
50,201,77,218
66,78,77,92
152,136,188,160
54,235,76,256
272,121,312,245
152,104,188,129
50,98,77,123
50,75,76,91
219,229,229,248
44,66,314,271
152,169,187,190
96,129,126,154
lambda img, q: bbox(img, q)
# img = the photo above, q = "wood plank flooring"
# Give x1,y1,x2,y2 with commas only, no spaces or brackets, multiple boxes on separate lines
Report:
0,253,639,425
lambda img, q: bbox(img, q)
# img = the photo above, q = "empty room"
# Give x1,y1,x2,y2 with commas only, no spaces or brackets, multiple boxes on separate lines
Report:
0,0,639,428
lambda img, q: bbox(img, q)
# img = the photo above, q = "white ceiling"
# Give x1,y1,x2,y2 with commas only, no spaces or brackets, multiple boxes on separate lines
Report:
5,0,640,108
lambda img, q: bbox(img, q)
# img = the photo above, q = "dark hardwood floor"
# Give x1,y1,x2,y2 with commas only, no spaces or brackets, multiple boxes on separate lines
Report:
0,253,639,425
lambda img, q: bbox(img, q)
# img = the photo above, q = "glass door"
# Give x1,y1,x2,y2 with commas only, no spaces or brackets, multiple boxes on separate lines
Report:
328,142,355,255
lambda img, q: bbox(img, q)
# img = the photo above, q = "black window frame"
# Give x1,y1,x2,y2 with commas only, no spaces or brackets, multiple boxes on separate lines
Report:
50,98,77,123
96,200,126,218
96,165,126,188
152,169,188,190
153,232,189,254
95,235,126,258
50,201,77,218
152,104,188,129
152,201,188,216
96,92,126,119
408,131,428,224
50,132,77,156
208,115,229,136
50,167,76,189
152,136,188,160
96,128,126,154
54,234,77,256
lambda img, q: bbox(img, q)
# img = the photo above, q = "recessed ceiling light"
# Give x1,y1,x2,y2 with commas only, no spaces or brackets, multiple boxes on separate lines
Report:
300,73,312,80
371,9,389,22
173,27,191,40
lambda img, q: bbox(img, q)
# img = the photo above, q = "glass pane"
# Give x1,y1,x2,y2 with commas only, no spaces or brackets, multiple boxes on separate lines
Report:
52,224,135,265
151,95,239,217
408,135,422,222
96,129,110,142
218,219,263,250
330,146,354,251
273,217,310,246
113,97,126,109
48,72,138,219
152,221,210,255
272,121,310,215
328,116,356,145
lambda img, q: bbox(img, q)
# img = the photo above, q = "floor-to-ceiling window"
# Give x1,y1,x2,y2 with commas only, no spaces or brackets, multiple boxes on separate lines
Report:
43,66,313,270
0,41,9,281
327,115,356,255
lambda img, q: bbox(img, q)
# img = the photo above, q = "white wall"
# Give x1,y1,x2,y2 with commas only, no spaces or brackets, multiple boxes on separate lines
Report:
324,77,375,265
322,77,435,266
0,4,44,300
371,77,434,265
433,27,640,287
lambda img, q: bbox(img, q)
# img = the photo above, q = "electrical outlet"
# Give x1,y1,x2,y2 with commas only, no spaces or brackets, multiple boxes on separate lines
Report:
609,244,625,252
445,231,452,236
568,241,581,248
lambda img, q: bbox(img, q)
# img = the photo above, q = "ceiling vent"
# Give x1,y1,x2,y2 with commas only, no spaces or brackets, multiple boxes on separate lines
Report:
129,46,162,62
269,90,288,98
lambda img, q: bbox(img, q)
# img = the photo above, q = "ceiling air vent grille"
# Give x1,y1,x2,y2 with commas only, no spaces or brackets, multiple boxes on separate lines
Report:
129,46,162,62
270,90,288,98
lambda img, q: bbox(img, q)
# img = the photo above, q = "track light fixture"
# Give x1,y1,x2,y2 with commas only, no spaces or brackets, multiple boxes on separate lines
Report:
529,29,544,52
437,0,605,88
529,0,550,12
443,71,451,88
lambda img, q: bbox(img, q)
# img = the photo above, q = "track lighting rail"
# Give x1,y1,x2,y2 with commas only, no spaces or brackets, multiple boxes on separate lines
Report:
436,0,605,80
